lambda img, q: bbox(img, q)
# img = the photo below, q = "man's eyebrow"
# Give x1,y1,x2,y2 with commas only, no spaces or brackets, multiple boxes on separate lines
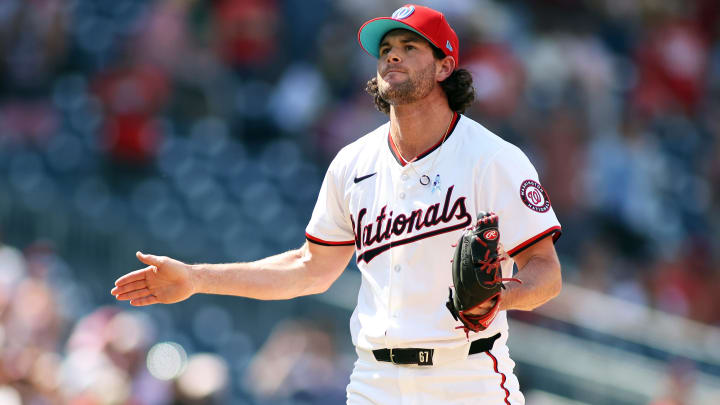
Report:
379,37,423,48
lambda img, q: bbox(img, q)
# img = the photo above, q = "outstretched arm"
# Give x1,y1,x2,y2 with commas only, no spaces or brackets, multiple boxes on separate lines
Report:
111,242,356,306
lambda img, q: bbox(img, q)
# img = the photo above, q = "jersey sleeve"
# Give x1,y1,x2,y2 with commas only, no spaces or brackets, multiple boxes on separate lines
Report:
479,144,561,257
305,155,356,246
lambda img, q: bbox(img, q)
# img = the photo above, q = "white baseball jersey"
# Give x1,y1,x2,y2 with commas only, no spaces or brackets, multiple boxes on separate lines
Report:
306,113,561,351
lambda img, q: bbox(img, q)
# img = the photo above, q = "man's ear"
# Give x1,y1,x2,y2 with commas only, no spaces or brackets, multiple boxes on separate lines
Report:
436,56,455,82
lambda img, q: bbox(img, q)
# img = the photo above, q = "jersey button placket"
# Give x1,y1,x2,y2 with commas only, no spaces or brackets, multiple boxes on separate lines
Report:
389,169,410,333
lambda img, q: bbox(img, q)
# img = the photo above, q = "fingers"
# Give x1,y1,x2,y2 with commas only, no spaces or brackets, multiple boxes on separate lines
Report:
130,295,159,307
111,254,165,307
115,288,153,301
111,279,148,297
114,266,155,287
136,251,163,266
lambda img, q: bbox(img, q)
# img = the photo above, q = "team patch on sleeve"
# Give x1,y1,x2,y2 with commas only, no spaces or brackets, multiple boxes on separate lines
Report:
519,179,551,213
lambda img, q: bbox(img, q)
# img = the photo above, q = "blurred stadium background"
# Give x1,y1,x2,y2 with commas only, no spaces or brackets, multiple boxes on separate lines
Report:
1,0,719,404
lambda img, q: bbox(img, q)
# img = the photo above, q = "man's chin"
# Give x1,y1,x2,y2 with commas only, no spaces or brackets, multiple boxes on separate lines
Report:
379,85,414,104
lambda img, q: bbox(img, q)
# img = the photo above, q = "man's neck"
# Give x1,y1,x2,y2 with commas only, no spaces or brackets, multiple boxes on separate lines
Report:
389,97,454,162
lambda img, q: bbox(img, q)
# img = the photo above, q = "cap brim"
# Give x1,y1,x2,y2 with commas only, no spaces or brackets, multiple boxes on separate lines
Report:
358,18,429,59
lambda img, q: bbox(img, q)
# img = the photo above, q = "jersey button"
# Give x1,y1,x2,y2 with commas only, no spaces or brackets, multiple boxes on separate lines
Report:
394,265,401,272
399,192,406,199
401,174,409,181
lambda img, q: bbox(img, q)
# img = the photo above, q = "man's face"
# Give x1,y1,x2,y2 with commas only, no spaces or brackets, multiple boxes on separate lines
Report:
376,30,439,106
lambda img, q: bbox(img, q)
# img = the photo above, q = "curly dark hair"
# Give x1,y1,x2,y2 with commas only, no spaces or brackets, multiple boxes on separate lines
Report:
365,46,475,115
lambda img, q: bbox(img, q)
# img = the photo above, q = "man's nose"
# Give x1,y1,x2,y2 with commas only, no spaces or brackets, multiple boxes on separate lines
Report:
385,49,401,64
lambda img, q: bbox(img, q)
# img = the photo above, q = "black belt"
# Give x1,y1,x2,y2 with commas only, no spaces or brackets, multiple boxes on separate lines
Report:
372,333,501,366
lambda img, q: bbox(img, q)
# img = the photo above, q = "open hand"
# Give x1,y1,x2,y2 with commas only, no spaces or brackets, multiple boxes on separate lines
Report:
111,252,196,306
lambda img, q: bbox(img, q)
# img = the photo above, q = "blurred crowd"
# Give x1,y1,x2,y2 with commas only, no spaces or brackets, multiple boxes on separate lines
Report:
1,0,720,404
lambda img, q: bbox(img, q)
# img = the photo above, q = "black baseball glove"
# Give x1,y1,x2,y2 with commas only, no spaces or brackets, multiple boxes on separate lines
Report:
446,212,520,336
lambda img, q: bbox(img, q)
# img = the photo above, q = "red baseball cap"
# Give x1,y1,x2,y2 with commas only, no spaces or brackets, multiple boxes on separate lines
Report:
358,4,460,67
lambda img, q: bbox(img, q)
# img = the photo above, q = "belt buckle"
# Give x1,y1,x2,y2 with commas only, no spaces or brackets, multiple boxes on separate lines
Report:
389,348,398,364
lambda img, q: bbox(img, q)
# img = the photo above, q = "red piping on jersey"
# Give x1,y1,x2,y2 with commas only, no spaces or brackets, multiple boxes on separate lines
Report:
486,351,511,405
305,232,355,246
506,226,562,257
387,112,459,167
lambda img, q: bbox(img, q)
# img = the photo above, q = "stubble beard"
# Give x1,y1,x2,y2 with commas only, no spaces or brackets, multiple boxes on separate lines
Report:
378,62,436,106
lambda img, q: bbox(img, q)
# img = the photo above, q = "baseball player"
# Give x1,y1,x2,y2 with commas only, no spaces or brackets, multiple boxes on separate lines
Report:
111,4,562,404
